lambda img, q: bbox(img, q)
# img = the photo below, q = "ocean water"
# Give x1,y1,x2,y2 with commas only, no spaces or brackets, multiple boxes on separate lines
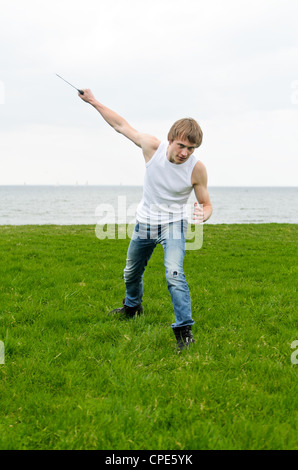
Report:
0,185,297,225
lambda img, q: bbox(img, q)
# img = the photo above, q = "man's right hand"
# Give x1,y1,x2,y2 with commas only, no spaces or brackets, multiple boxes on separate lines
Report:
78,88,96,105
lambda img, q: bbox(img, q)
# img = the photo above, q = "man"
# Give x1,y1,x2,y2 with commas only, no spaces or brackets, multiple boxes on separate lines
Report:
79,89,212,352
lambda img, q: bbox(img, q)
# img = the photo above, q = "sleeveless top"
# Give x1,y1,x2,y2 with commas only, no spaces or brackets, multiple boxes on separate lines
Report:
136,141,198,224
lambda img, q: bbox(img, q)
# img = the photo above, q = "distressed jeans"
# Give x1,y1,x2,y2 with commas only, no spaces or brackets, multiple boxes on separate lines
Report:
124,220,194,329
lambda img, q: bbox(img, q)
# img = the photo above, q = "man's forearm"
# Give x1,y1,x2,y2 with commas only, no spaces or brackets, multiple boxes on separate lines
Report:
79,88,142,148
90,99,128,132
203,204,213,222
79,89,127,132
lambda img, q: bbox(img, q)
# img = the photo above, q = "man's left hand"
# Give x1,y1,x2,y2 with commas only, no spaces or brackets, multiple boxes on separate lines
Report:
193,202,204,224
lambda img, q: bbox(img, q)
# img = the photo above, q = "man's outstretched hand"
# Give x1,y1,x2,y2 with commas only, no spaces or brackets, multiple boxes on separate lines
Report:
78,89,96,105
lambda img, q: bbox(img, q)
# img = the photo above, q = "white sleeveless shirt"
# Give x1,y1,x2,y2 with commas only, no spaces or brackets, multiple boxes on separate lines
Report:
136,141,198,224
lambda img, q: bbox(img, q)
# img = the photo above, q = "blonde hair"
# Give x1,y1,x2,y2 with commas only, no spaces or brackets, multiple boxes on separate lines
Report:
167,118,203,148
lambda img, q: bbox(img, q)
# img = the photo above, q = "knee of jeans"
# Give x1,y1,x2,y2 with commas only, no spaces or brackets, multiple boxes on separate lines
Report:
124,263,141,283
165,266,184,281
124,265,133,282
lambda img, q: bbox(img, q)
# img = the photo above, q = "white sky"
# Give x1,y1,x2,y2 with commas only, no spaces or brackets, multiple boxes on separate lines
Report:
0,0,298,186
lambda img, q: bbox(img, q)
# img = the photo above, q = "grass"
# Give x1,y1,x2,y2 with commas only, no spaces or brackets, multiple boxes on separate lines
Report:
0,224,297,450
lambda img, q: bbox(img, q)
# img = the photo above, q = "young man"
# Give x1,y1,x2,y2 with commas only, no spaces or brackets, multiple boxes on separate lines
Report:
79,89,212,352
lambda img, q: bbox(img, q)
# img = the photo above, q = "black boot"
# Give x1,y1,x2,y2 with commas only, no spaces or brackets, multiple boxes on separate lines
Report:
181,325,195,347
108,299,144,318
173,325,194,353
173,327,185,353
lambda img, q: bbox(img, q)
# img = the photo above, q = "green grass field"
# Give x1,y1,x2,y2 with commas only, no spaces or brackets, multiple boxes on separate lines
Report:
0,224,297,450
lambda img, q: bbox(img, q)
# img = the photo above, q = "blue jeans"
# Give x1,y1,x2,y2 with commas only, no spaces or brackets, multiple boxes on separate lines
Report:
124,220,194,329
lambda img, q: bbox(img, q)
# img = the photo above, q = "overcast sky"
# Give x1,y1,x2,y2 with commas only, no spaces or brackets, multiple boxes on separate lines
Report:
0,0,297,186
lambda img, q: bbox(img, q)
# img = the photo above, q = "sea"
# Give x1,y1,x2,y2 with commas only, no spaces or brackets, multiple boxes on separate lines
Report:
0,185,297,225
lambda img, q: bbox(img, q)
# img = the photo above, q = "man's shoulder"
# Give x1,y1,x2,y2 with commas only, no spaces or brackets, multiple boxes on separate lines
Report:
139,134,161,162
139,134,161,149
191,160,207,185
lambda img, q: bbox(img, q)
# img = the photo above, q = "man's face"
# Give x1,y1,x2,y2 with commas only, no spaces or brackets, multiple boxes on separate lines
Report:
167,138,197,165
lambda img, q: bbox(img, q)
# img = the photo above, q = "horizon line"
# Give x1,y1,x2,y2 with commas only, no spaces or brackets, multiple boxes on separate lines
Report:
0,184,297,189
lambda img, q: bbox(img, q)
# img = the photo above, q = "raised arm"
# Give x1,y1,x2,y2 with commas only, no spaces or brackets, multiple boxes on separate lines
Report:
78,89,160,162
